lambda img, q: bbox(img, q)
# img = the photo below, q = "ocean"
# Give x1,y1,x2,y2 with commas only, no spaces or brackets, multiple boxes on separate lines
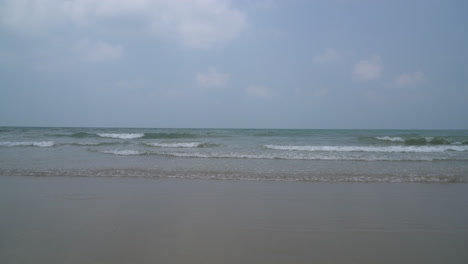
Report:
1,127,468,182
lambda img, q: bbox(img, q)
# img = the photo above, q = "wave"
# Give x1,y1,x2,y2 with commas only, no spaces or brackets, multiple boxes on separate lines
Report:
0,141,55,147
100,150,146,156
95,133,199,140
69,142,122,146
46,131,221,140
374,136,462,145
145,142,219,148
97,133,144,139
375,136,404,142
264,144,468,153
93,146,468,161
142,133,198,139
404,137,450,145
146,142,201,148
149,151,467,161
50,132,97,138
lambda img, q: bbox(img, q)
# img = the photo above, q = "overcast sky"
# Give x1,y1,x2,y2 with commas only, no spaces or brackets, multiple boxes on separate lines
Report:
1,0,467,129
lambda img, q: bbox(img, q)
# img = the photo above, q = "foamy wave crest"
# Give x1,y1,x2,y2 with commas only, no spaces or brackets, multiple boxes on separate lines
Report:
70,142,122,146
154,151,465,161
97,133,144,139
375,136,404,142
101,150,146,156
264,144,468,153
0,141,55,147
146,142,202,148
159,152,263,159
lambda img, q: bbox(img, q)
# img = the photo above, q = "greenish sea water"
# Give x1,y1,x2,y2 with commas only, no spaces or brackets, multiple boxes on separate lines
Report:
1,127,468,182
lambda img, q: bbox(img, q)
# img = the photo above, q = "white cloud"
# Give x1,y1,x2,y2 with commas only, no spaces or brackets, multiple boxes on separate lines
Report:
196,69,230,88
163,1,246,48
0,0,246,48
394,70,425,87
246,85,272,97
353,56,383,80
314,49,339,64
74,39,123,63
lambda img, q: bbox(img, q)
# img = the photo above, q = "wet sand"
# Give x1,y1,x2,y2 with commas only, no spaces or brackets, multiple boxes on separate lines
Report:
1,176,467,264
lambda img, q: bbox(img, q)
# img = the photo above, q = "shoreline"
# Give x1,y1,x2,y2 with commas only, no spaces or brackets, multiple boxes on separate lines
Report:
2,167,468,183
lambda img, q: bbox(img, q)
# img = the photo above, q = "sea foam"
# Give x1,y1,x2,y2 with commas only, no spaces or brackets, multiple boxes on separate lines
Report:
0,141,55,147
264,144,468,153
146,142,203,148
375,136,405,142
101,150,145,155
97,133,144,139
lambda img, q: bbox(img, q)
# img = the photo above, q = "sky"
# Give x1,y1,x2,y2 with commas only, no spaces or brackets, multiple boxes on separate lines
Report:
0,0,467,129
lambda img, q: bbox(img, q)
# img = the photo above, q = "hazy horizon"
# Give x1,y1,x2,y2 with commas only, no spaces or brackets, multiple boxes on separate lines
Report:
1,0,467,129
2,125,468,131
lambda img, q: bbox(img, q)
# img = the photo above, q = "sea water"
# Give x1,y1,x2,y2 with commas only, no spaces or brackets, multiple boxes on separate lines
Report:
1,127,468,182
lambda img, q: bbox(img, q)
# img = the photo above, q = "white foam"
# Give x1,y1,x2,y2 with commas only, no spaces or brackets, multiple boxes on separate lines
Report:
154,151,455,161
101,150,145,155
97,133,144,139
161,152,262,159
74,142,100,146
0,141,55,147
264,144,468,153
147,142,202,148
375,136,404,142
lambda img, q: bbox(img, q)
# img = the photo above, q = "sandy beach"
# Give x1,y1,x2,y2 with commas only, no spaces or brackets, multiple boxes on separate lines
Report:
1,176,467,264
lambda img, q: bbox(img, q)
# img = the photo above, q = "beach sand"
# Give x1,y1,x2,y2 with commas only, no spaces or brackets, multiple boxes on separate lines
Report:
1,176,467,264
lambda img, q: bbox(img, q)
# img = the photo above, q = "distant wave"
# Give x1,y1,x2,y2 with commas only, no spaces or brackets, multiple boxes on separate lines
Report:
375,136,405,142
144,151,467,161
100,150,146,156
264,144,468,153
145,142,219,148
0,141,55,147
97,133,144,139
69,142,122,146
49,131,202,140
373,136,466,145
51,132,97,138
146,142,201,148
142,133,198,139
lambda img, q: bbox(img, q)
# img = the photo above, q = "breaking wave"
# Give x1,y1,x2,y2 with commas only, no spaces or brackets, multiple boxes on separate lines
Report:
142,133,199,139
100,150,146,156
145,142,218,148
97,133,144,139
51,132,200,140
69,142,122,146
375,136,405,142
373,136,465,145
140,151,466,161
0,141,55,147
264,144,468,153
